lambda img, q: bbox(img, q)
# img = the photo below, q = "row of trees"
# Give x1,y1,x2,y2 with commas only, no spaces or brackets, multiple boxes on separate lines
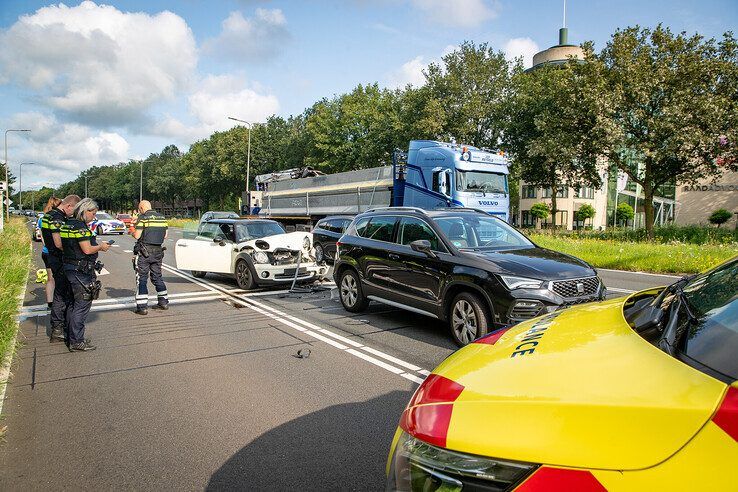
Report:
11,25,738,236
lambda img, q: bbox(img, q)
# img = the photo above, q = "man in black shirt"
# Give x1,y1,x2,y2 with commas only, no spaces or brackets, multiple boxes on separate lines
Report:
132,200,168,315
43,194,80,342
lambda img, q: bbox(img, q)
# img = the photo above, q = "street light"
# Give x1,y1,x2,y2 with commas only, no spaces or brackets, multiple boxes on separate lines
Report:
140,160,143,203
2,128,31,230
19,162,36,211
228,116,253,213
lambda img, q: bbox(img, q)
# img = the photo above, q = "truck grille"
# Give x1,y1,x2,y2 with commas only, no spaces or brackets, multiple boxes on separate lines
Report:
550,276,600,298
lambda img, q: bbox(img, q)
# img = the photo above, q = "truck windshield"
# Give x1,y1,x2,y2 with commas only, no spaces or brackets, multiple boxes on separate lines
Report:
236,222,286,242
456,171,508,194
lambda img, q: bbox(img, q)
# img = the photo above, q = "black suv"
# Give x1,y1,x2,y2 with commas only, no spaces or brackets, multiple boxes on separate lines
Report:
312,215,354,263
333,207,605,346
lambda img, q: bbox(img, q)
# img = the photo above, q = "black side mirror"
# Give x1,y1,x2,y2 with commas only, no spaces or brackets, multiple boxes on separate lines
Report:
410,239,436,258
213,235,226,246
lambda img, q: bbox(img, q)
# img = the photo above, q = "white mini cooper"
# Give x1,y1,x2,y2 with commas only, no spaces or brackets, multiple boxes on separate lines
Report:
175,218,327,289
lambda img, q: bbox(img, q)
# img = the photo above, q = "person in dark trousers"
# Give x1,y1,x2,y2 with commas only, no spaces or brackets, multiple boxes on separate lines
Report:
132,200,169,315
38,196,62,311
61,198,110,352
44,194,81,342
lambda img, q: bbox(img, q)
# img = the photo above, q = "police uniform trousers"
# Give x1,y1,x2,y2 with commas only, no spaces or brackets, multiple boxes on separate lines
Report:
48,253,73,335
64,265,96,345
135,246,168,309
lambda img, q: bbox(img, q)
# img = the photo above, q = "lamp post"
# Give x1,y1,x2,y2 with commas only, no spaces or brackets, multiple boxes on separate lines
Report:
19,162,36,211
228,116,253,214
140,160,143,203
2,128,31,230
84,173,89,198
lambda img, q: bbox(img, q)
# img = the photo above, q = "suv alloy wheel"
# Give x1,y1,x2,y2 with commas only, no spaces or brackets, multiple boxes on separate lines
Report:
449,292,490,346
339,269,368,312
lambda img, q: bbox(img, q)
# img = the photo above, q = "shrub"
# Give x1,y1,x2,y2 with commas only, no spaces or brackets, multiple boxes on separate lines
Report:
615,203,634,225
709,208,733,228
530,202,550,225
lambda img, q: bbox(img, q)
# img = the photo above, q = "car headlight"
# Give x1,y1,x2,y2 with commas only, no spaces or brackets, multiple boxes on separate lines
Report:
387,431,536,491
499,275,543,290
303,236,311,250
252,251,269,264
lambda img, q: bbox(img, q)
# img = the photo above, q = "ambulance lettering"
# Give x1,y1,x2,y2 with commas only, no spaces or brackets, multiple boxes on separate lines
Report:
510,312,560,358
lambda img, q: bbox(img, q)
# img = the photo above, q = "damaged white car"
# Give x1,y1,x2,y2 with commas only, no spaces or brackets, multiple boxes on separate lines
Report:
175,218,328,289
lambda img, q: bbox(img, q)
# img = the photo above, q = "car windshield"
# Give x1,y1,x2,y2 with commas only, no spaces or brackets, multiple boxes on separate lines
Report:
236,222,286,242
455,170,508,194
676,259,738,380
433,214,533,250
96,213,113,220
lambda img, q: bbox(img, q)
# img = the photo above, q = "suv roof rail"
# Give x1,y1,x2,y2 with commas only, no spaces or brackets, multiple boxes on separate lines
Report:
362,206,428,214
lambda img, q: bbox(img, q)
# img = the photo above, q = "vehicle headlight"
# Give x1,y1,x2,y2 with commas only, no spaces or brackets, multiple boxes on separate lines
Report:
387,431,536,491
499,275,543,290
303,236,311,250
252,251,269,264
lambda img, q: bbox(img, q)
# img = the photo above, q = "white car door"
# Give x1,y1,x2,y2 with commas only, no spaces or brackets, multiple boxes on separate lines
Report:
175,223,234,273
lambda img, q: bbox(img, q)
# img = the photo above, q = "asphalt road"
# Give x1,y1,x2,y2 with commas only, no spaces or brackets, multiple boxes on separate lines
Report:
0,224,679,490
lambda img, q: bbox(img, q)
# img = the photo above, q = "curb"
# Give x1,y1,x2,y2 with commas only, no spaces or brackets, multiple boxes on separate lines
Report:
0,241,33,419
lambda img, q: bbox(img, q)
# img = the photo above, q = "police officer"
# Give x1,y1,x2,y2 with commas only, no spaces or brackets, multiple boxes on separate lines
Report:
43,194,81,342
61,198,110,352
133,200,168,315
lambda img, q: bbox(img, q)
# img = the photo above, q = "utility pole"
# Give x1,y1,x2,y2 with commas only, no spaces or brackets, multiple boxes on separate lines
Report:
2,128,31,231
139,160,143,203
228,117,253,214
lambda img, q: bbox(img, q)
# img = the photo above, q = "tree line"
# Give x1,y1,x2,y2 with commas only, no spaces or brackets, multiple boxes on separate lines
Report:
11,25,738,237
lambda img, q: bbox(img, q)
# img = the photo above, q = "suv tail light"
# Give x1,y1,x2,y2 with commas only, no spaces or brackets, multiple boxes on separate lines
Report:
335,241,343,259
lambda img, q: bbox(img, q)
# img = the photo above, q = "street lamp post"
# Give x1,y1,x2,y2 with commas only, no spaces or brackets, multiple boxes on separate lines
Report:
85,173,88,198
228,116,253,214
2,128,31,231
140,160,143,203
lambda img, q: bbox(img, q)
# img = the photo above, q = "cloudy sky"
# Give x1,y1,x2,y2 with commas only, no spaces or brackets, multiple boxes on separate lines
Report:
1,0,735,190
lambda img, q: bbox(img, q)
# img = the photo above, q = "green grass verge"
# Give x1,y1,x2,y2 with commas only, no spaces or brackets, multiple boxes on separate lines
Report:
167,218,198,230
0,218,32,360
529,234,738,274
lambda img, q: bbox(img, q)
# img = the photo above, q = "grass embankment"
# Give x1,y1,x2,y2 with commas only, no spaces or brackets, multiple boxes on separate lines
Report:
0,218,32,359
167,218,198,230
529,234,738,274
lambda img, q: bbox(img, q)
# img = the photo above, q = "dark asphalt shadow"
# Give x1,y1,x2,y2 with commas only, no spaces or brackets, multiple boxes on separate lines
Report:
206,390,412,491
104,286,135,297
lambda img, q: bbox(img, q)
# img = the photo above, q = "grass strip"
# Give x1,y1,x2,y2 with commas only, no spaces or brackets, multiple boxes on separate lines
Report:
529,234,738,274
0,218,32,362
167,218,199,230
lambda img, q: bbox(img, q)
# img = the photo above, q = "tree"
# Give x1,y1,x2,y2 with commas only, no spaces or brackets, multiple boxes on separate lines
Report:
583,26,738,238
616,202,634,226
425,41,516,148
504,63,606,227
575,203,596,228
709,208,733,227
530,202,551,229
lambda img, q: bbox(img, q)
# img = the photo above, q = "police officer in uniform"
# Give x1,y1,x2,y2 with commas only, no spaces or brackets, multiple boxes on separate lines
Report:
133,200,169,315
43,194,81,342
60,198,110,352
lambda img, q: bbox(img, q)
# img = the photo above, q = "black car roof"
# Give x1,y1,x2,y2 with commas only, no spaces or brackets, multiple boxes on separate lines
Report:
204,218,278,225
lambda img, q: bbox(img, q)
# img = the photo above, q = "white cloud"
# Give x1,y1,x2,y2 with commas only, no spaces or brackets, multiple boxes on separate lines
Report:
385,45,458,89
503,37,539,69
151,74,280,143
7,112,130,188
410,0,500,28
0,1,198,127
202,9,290,62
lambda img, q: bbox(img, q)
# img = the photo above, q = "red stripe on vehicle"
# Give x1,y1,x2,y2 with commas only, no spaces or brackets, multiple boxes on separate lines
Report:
409,374,464,407
515,467,607,491
474,327,511,345
399,404,454,448
712,386,738,442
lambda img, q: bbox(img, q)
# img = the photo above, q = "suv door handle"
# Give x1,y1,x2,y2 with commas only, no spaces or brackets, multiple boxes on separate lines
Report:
178,244,187,247
389,253,400,260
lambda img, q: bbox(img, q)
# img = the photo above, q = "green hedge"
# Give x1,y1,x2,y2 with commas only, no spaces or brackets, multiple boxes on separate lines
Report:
528,225,738,245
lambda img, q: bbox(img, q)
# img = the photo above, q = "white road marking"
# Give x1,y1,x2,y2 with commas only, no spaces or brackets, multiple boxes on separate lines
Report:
599,268,681,279
160,263,429,384
608,287,635,294
111,244,120,248
124,249,133,253
98,267,111,276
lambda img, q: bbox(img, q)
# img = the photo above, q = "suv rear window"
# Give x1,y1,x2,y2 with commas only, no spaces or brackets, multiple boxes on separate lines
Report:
360,216,396,242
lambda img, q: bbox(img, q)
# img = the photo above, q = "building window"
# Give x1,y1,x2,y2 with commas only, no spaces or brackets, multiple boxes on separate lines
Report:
542,187,568,198
521,185,537,199
574,187,594,199
520,211,536,227
542,210,569,228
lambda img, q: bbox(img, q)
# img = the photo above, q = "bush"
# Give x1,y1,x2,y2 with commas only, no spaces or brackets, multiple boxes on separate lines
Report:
531,224,738,245
615,203,634,225
709,208,733,228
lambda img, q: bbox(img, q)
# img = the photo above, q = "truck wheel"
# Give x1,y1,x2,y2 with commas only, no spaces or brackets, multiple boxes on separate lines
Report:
449,292,490,347
235,259,256,290
191,271,206,278
339,269,368,312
